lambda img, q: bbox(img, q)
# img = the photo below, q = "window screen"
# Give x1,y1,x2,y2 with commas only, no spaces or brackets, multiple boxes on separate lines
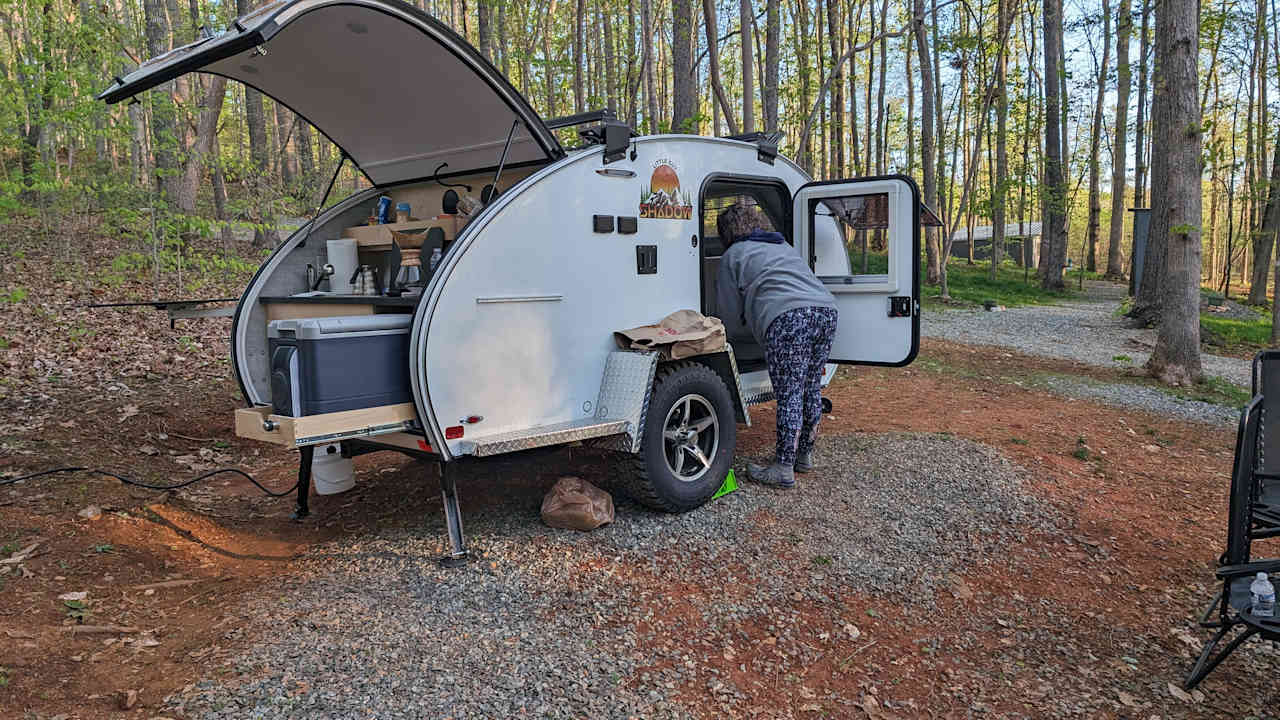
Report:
813,192,891,277
701,179,791,257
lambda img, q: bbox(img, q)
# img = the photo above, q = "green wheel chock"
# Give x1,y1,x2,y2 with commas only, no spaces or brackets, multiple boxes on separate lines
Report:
712,469,739,500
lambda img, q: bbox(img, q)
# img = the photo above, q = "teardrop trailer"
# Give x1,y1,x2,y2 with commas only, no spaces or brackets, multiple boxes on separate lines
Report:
98,0,929,565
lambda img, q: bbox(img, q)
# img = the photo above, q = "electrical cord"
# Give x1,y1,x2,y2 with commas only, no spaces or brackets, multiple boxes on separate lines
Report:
0,466,299,496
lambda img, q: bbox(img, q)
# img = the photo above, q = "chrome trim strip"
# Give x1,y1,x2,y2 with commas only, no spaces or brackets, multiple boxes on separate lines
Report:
474,294,564,304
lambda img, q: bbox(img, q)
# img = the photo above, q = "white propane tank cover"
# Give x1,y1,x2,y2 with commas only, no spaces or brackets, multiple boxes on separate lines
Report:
312,443,355,495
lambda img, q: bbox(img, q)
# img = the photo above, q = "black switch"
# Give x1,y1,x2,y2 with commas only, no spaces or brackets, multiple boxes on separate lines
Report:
593,214,615,233
636,245,658,274
617,216,638,234
888,296,913,317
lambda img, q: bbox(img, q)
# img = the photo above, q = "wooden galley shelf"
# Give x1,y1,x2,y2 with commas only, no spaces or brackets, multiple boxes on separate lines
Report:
342,217,459,249
234,403,418,449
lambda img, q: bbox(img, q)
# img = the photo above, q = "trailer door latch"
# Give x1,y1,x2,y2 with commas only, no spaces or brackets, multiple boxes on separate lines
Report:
636,245,658,274
888,296,914,318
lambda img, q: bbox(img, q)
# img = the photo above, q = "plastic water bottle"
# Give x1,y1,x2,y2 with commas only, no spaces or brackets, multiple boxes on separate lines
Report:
1251,572,1276,618
429,248,443,273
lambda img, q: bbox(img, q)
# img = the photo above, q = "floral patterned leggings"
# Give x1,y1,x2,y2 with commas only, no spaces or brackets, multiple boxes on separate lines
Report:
764,306,839,466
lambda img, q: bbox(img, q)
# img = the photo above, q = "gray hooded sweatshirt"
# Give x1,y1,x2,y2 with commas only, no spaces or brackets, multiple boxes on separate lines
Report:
714,231,837,344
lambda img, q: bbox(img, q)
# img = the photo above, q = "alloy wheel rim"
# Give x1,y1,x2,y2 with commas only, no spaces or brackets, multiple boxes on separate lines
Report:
662,393,719,483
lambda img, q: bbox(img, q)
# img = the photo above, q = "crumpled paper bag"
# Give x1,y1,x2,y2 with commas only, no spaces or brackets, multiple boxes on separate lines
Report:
614,309,727,360
541,476,615,531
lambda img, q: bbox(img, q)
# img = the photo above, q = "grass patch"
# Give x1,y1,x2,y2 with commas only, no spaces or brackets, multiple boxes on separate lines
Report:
924,260,1078,309
1162,375,1252,409
1201,313,1270,347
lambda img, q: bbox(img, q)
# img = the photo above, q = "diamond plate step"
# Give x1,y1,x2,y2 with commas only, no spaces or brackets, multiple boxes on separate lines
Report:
463,418,631,457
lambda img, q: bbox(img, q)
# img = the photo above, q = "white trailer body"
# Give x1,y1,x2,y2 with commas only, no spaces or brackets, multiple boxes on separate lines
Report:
99,0,923,560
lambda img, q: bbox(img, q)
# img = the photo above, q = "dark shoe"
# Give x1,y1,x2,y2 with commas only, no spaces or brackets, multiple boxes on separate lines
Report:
794,450,814,473
748,461,795,488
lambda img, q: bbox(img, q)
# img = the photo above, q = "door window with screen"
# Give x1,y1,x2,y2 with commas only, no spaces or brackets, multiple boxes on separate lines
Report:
701,178,792,258
811,192,891,281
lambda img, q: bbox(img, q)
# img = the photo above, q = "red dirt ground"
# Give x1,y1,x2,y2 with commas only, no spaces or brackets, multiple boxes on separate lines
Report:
0,337,1264,718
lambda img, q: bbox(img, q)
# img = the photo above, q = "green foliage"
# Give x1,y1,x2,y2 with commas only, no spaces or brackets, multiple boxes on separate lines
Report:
0,287,27,304
926,259,1076,308
1159,375,1252,409
1200,313,1271,348
63,599,90,622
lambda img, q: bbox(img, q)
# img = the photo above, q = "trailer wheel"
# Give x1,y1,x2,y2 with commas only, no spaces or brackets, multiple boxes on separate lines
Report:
627,362,737,512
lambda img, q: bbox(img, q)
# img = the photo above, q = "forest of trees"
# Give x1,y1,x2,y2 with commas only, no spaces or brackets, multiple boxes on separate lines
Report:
0,0,1264,383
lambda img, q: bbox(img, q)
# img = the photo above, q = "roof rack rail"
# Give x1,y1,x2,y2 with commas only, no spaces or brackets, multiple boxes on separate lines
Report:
721,131,783,165
545,109,617,130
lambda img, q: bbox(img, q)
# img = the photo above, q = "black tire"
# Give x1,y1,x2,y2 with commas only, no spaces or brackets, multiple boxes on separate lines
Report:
821,396,833,414
624,362,737,512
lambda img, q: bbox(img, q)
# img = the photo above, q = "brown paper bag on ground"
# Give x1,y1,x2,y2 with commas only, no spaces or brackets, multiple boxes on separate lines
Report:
541,476,615,531
614,309,726,360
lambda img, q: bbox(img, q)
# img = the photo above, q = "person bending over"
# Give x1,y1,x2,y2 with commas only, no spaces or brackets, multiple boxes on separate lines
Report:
714,203,838,489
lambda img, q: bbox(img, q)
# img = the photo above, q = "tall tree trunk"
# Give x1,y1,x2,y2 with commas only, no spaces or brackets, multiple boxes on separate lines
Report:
670,0,695,131
1085,0,1111,274
1106,0,1132,279
275,102,296,189
626,0,639,124
143,0,180,202
863,2,873,175
740,0,755,132
825,0,842,175
238,0,275,245
1040,0,1068,290
703,0,739,134
1249,0,1273,304
174,76,228,214
499,0,510,77
847,6,860,174
1133,0,1150,206
990,0,1009,281
1147,0,1202,384
914,0,940,284
874,0,888,174
1260,137,1280,338
602,0,617,113
211,132,234,242
905,31,915,175
477,0,493,61
543,0,558,117
574,0,585,113
642,0,659,132
763,0,779,132
297,123,315,182
794,0,813,171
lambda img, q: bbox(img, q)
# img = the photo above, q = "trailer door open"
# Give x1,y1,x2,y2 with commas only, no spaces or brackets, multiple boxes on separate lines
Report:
793,175,921,366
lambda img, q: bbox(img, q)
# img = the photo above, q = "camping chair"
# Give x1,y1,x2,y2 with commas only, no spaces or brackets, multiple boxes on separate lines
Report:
1185,395,1280,690
1251,351,1280,538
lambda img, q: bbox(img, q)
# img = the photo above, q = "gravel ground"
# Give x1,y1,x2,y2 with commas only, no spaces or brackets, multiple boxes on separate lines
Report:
922,281,1252,388
167,433,1057,719
1029,374,1239,426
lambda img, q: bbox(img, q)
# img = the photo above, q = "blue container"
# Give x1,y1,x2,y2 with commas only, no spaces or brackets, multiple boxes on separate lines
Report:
376,195,393,224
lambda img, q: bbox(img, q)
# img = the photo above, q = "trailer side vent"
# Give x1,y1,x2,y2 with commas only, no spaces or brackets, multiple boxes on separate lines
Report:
617,216,638,234
636,245,658,275
593,215,615,233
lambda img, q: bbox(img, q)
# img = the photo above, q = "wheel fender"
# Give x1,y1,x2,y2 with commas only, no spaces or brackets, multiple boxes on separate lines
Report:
680,346,751,427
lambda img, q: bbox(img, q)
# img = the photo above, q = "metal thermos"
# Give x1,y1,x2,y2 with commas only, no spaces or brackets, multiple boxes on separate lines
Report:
349,265,379,296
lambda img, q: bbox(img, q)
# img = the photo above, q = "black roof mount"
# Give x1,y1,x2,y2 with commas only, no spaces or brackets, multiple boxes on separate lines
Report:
551,108,638,165
544,108,617,130
723,131,783,165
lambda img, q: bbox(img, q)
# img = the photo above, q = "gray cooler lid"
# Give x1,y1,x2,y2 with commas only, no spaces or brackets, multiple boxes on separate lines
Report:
269,314,413,339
